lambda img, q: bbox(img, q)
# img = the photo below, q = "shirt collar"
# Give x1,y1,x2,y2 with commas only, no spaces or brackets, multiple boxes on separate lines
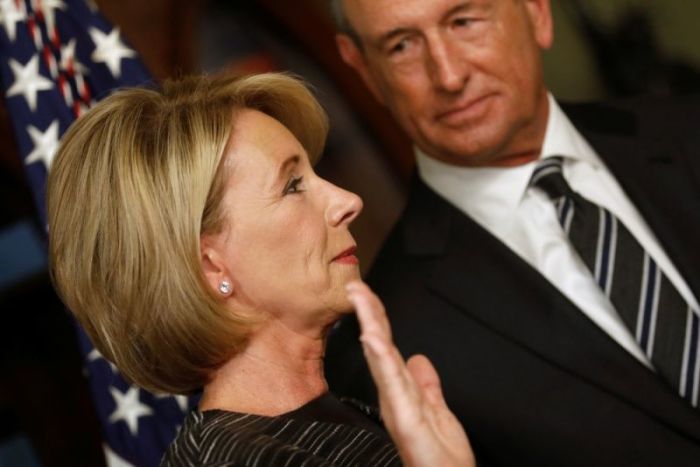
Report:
415,93,600,229
540,94,602,169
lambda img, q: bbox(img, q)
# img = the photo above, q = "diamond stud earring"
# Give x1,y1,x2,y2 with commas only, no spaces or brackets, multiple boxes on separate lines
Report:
219,280,232,295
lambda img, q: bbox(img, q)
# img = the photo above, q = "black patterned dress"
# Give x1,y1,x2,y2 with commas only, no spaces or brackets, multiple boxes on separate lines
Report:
161,393,401,466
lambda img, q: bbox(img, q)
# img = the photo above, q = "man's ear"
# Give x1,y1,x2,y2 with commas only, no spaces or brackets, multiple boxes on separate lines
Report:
200,236,232,296
524,0,553,50
336,33,386,106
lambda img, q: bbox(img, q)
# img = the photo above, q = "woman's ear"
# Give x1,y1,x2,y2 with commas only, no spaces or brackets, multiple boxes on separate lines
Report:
201,235,233,297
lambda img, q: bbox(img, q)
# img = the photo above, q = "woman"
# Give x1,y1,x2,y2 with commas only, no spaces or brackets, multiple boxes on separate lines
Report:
47,73,473,466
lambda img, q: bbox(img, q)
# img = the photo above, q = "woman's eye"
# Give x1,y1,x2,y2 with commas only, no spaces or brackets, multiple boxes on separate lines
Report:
283,176,304,195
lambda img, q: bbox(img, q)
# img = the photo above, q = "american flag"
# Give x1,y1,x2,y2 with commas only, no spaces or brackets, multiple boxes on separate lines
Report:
0,0,196,465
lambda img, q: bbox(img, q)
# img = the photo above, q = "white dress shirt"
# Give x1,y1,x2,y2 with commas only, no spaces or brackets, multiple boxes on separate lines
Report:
416,94,700,367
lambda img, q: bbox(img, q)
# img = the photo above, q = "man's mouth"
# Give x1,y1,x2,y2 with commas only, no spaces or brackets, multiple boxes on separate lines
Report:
435,93,495,125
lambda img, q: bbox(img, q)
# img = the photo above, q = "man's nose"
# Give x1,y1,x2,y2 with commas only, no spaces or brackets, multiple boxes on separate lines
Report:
426,34,468,93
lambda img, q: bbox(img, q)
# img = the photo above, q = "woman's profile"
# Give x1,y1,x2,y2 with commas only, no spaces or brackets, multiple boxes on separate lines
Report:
47,73,473,466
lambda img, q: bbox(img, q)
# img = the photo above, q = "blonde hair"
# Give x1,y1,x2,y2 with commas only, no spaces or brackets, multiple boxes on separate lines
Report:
48,73,329,394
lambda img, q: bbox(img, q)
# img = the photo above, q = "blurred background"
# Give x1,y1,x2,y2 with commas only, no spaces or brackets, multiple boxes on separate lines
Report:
1,0,699,465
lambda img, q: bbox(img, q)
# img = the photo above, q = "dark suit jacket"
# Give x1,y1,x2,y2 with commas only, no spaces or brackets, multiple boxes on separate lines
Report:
325,97,700,466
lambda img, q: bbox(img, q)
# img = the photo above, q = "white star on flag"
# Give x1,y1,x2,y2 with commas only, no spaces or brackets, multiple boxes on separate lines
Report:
87,346,118,372
155,393,189,412
6,55,54,112
89,27,135,78
104,446,132,467
37,0,67,37
85,0,98,13
109,386,153,436
60,38,88,75
0,0,27,42
25,120,60,169
173,395,189,412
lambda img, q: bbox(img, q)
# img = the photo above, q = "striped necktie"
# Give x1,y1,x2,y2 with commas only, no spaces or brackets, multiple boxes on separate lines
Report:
530,156,700,408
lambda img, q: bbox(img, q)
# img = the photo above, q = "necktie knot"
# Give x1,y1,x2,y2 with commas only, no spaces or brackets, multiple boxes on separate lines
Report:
529,156,571,200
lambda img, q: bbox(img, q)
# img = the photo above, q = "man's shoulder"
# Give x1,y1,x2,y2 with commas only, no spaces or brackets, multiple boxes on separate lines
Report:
561,93,700,114
365,174,494,308
561,94,700,140
367,176,455,282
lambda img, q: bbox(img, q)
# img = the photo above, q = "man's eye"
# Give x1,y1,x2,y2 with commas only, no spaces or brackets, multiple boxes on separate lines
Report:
283,176,304,195
388,38,409,55
453,17,472,27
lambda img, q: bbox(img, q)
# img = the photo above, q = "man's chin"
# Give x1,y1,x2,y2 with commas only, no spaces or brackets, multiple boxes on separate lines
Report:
420,138,500,167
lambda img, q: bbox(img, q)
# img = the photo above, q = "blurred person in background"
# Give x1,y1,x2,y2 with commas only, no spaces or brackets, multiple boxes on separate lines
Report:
325,0,700,465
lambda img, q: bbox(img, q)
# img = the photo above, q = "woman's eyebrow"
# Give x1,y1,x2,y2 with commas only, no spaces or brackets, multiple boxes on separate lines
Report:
271,154,301,189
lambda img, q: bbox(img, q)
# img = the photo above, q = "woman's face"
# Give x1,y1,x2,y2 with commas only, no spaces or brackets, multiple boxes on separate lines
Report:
204,109,363,335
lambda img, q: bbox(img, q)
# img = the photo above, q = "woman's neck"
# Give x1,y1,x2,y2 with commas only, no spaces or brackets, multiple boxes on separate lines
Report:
199,319,331,416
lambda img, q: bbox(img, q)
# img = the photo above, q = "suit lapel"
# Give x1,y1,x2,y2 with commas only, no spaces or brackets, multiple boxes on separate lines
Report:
579,122,700,304
403,176,700,442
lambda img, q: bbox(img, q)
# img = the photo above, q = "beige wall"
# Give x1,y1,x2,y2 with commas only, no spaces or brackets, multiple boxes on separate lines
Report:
544,0,700,101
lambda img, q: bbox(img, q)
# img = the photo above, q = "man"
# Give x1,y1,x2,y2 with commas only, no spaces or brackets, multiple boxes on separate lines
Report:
324,1,700,465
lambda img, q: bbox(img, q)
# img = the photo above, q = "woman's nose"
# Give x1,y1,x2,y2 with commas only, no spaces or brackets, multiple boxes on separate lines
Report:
326,181,363,227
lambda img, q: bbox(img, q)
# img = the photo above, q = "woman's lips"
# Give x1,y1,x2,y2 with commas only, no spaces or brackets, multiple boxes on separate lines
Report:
333,246,359,265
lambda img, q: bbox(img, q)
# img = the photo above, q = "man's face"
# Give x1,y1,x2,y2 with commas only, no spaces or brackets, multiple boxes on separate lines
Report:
338,0,553,167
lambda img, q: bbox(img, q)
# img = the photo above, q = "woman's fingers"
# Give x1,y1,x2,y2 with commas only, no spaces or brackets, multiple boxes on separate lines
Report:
360,334,415,409
347,281,391,338
347,281,416,409
347,280,475,467
348,281,421,423
406,354,445,408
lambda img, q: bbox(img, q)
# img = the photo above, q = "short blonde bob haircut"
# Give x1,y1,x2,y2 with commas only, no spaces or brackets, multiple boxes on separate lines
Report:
48,73,329,395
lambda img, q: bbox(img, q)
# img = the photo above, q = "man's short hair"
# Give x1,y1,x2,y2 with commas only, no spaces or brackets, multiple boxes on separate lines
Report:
328,0,362,47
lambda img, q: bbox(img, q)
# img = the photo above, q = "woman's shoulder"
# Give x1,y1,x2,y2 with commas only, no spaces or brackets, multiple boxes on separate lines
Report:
160,406,400,467
160,410,281,466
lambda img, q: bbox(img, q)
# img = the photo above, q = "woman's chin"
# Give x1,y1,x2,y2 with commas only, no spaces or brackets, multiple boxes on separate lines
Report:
339,264,362,281
326,294,355,316
325,292,358,320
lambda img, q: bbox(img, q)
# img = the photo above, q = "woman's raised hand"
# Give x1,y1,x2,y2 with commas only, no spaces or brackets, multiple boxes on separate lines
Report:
346,281,475,467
